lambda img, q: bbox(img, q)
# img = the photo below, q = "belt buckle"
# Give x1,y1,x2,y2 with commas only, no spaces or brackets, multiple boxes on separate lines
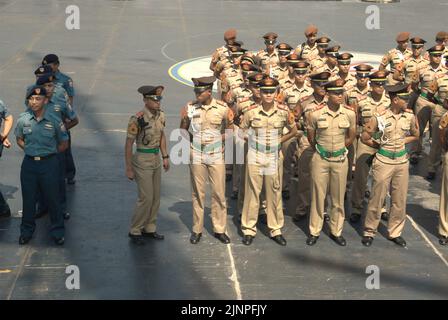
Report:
324,151,331,158
34,156,41,161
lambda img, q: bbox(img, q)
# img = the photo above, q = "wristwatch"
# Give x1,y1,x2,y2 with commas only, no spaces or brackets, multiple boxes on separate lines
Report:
162,155,169,159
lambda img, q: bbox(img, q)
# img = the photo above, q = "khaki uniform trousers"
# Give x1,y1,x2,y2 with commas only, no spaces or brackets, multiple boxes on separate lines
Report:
281,136,297,192
295,137,314,217
241,153,284,237
413,96,434,154
363,158,409,238
309,152,348,237
190,154,227,234
129,161,161,235
428,108,446,173
439,153,448,237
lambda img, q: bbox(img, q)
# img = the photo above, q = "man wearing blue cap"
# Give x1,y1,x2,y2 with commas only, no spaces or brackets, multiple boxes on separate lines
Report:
42,54,77,184
15,86,69,245
33,74,79,220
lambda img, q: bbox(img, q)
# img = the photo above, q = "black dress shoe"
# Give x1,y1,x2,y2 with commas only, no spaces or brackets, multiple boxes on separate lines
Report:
329,234,347,246
19,236,31,245
350,213,361,223
230,191,238,200
439,236,448,246
364,190,371,199
35,210,48,219
128,233,145,245
242,235,254,246
389,236,406,247
0,208,11,218
63,212,71,220
306,235,319,246
271,235,287,246
381,211,389,221
142,231,165,240
67,178,76,185
282,190,290,200
324,214,330,222
54,237,65,245
214,233,230,244
361,236,374,247
426,172,436,180
190,232,202,244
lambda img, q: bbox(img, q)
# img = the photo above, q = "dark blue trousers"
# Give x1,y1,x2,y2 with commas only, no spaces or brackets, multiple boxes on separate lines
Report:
20,155,64,238
65,131,76,180
37,152,66,213
0,189,9,213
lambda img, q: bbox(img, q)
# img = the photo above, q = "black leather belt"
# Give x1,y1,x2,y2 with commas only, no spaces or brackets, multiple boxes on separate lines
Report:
25,154,56,161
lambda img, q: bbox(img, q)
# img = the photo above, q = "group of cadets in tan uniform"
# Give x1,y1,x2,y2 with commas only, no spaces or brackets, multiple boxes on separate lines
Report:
126,27,448,247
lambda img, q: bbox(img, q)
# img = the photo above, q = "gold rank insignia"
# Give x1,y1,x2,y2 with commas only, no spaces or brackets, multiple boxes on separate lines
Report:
128,121,138,135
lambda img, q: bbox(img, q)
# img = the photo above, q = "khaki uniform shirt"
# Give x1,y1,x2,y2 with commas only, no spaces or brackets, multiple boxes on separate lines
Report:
418,64,446,93
283,83,314,110
256,49,280,75
433,72,448,118
181,98,233,154
127,108,165,169
358,92,390,127
294,43,319,62
307,103,356,161
402,55,428,84
374,109,418,165
380,48,412,71
347,85,370,106
309,56,327,74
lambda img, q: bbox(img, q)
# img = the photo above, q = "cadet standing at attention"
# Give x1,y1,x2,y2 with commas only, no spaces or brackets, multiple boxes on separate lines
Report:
0,98,13,218
350,70,390,223
180,76,234,245
239,77,297,246
306,79,357,246
361,84,419,247
126,86,170,245
15,86,68,245
257,32,280,77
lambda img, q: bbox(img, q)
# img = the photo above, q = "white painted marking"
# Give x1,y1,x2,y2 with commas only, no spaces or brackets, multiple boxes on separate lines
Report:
226,244,242,300
407,215,448,268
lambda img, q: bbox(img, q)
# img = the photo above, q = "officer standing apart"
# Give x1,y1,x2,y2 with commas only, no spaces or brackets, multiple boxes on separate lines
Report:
239,77,297,246
42,54,77,185
361,84,419,247
126,86,170,245
15,86,68,245
0,98,13,218
180,76,234,245
306,79,357,246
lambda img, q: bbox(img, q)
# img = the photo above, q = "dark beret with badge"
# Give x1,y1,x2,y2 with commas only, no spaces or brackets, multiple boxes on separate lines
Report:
26,85,47,99
34,65,54,77
36,74,54,86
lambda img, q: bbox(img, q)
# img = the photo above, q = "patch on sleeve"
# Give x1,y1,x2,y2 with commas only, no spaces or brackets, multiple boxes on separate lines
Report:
127,121,138,135
440,113,448,129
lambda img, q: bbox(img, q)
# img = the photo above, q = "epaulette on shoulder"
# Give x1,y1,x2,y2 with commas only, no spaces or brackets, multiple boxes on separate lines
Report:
277,103,289,112
311,104,324,112
246,104,258,111
358,95,367,101
300,95,312,104
404,108,414,114
216,99,228,107
136,111,144,118
374,109,387,117
343,104,355,112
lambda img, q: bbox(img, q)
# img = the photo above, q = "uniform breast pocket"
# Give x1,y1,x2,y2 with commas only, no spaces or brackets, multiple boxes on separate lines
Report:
317,120,329,129
210,118,223,129
273,121,284,128
42,128,54,137
361,109,372,117
338,121,350,129
251,120,263,128
401,121,411,131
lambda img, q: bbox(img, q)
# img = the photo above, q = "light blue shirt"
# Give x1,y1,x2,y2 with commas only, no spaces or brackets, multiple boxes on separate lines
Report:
15,109,69,157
